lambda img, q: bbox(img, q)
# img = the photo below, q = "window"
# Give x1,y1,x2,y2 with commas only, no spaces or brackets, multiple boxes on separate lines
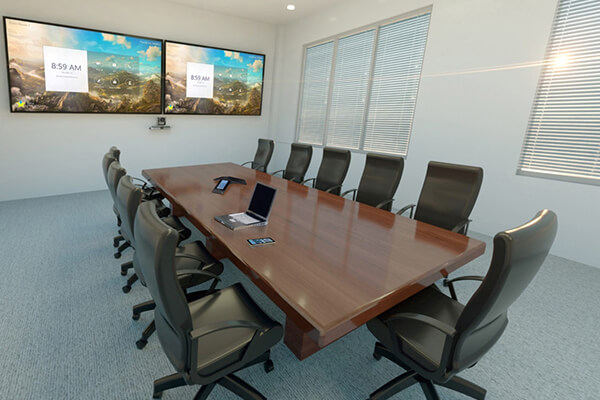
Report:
517,0,600,185
296,9,431,156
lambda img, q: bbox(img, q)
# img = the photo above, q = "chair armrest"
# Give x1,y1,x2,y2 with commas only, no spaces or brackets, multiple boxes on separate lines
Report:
325,184,343,194
271,169,285,176
175,253,222,292
385,312,456,336
451,218,471,235
396,204,416,218
241,161,266,171
375,198,394,210
190,319,266,340
300,178,316,187
443,275,484,301
289,176,303,183
189,319,267,377
131,177,149,189
341,188,357,200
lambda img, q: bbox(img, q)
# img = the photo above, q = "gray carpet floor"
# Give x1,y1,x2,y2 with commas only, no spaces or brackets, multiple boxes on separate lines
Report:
0,190,598,399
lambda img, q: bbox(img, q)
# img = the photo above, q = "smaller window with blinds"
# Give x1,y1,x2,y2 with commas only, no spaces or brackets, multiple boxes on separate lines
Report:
518,0,600,185
296,8,432,157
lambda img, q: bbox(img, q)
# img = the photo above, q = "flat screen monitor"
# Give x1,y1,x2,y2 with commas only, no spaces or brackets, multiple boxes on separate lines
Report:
164,40,265,115
3,17,163,113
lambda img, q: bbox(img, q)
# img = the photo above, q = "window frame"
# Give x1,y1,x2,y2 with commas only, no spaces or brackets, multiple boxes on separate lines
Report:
294,6,433,157
516,0,600,186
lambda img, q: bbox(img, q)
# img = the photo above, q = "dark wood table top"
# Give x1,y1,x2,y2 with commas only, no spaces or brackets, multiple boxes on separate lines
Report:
143,162,486,353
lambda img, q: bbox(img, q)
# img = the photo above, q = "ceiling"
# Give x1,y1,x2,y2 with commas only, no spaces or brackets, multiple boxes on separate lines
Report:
163,0,349,25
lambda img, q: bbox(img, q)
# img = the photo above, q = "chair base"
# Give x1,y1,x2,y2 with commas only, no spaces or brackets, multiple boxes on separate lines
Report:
120,261,133,276
122,273,138,293
370,342,486,400
152,351,273,399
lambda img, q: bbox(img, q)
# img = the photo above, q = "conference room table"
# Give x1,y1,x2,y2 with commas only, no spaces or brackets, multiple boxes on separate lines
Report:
143,162,486,360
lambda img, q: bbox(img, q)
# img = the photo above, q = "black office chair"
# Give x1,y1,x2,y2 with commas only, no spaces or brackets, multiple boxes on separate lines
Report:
366,209,558,400
397,161,483,235
271,143,312,183
134,201,283,399
116,173,194,289
102,148,125,249
107,162,181,260
242,138,274,172
302,147,351,195
341,153,404,211
116,176,223,350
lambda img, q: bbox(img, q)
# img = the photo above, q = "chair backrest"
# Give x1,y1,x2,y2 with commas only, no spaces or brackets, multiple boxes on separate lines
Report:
107,161,127,205
315,147,351,195
134,201,193,373
102,146,120,187
115,175,144,248
450,210,558,372
414,161,483,233
283,143,312,182
355,153,404,211
253,138,274,172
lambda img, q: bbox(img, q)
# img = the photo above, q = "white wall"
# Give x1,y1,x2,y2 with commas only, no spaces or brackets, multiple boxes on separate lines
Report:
268,0,600,269
0,0,276,201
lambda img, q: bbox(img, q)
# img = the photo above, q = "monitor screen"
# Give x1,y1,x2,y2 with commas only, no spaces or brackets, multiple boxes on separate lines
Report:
164,40,265,115
248,183,276,219
3,17,163,113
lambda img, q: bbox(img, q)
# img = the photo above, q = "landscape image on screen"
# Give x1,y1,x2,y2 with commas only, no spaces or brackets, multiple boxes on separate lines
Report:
4,18,163,113
164,41,264,115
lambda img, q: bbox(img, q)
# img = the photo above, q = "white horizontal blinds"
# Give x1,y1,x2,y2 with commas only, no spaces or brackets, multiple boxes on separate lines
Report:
325,29,376,149
297,41,334,145
518,0,600,184
363,14,431,156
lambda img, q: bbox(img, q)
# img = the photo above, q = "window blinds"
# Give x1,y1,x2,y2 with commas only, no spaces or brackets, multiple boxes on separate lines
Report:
518,0,600,185
296,10,431,156
297,41,334,145
364,14,430,156
326,29,376,149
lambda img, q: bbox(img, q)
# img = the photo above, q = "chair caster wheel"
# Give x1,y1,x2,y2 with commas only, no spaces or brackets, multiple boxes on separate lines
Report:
132,313,140,321
373,351,382,361
136,338,148,349
114,252,122,259
153,391,162,399
264,360,274,373
122,285,131,294
113,241,119,248
120,270,127,276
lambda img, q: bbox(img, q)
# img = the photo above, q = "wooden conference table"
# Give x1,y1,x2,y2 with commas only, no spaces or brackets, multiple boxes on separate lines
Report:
143,163,485,360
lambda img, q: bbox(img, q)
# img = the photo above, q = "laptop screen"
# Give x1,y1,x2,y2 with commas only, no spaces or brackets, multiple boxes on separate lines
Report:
248,183,276,219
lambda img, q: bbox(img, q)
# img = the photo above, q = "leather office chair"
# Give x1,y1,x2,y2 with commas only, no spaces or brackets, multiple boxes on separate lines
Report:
242,138,274,172
302,147,351,195
103,146,164,248
107,162,182,260
341,153,404,211
366,209,558,400
116,176,223,350
116,173,195,289
103,149,125,249
134,201,283,399
271,143,312,183
397,161,483,235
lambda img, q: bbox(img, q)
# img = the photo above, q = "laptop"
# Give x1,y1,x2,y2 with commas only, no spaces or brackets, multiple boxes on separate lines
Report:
214,182,277,230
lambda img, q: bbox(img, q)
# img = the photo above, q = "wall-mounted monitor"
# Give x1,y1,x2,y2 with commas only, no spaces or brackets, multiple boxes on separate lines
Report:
3,17,163,113
164,40,265,115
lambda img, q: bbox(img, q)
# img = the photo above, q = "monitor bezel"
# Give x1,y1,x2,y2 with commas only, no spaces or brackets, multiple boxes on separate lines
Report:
3,16,165,114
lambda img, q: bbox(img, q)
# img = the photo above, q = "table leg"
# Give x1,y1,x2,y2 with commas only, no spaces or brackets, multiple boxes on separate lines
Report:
171,203,186,217
284,318,322,360
205,236,231,261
